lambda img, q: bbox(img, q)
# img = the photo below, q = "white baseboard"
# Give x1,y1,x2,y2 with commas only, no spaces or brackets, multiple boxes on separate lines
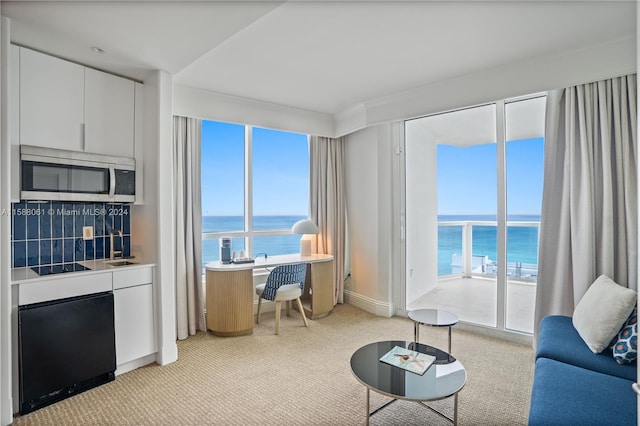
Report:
115,353,156,376
344,290,394,317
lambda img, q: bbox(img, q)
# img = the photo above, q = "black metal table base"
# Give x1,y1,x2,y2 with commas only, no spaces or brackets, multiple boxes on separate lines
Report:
365,388,458,425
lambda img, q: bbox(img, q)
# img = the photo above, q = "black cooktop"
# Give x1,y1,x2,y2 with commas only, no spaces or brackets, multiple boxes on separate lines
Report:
31,263,91,276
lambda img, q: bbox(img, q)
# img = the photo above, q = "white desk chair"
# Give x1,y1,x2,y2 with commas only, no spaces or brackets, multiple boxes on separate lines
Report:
255,263,309,335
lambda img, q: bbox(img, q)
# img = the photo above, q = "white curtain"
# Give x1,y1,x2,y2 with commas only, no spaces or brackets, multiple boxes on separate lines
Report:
174,116,206,339
535,75,637,335
309,136,347,304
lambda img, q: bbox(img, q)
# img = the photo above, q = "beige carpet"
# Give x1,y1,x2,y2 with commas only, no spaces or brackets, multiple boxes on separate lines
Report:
12,304,535,425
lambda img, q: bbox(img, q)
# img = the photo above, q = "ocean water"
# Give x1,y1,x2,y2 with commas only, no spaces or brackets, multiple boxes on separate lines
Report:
202,215,306,265
202,215,541,277
438,215,540,276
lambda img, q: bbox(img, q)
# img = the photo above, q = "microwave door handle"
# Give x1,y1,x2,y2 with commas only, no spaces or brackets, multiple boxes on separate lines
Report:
109,166,116,198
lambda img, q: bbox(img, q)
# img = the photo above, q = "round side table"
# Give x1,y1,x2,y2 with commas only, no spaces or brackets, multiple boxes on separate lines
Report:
408,309,459,354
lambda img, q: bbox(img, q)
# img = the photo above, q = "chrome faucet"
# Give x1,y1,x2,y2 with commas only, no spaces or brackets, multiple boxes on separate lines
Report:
110,230,123,260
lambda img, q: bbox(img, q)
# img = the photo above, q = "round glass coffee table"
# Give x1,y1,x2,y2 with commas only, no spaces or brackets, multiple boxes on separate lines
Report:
409,309,459,354
350,340,466,425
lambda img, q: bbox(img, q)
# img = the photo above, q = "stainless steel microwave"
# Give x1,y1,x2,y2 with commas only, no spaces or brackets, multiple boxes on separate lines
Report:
20,145,135,203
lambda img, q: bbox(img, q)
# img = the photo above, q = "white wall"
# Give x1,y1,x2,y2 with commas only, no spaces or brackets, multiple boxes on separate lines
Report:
173,84,334,137
344,124,394,316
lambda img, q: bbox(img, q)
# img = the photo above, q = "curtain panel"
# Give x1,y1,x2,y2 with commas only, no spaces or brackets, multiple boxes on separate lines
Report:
174,116,206,339
309,136,347,304
535,74,637,336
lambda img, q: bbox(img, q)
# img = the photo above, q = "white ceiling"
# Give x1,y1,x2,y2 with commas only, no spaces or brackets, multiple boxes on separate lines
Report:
1,1,636,117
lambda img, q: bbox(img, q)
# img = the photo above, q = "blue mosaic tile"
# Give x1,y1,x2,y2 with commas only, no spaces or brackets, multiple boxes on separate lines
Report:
12,202,132,268
40,208,51,239
52,203,63,238
39,240,51,265
95,236,105,259
26,213,38,240
13,210,26,241
74,238,84,261
63,238,74,263
27,241,39,266
52,239,63,264
85,240,94,260
13,241,26,268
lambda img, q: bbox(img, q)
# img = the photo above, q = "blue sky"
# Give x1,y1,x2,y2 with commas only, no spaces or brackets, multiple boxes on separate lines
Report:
201,120,309,216
202,119,544,217
437,137,544,216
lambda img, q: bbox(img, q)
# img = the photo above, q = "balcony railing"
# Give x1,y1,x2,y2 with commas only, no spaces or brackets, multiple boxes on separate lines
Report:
438,220,540,282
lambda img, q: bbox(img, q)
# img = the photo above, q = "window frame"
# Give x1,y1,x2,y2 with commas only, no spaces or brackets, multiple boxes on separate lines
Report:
201,122,310,259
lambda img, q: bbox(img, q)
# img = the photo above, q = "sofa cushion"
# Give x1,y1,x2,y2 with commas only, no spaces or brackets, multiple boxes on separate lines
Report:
536,315,636,381
613,307,638,365
572,275,637,353
529,357,636,426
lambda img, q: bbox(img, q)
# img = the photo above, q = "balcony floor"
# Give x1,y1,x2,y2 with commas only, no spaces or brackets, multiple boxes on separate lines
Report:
406,276,536,334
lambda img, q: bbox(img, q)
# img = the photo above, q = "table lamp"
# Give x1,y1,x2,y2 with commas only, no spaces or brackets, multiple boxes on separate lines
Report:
292,219,319,256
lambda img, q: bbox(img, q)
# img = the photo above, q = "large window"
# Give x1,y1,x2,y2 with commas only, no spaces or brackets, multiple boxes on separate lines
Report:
201,121,309,269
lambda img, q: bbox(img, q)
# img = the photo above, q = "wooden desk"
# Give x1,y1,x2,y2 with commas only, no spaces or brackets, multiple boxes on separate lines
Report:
205,254,334,337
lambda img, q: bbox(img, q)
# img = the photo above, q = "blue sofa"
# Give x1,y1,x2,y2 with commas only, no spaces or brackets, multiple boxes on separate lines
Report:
529,315,637,425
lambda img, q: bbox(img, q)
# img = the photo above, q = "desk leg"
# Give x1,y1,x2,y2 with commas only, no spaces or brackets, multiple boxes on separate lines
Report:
453,392,458,426
414,322,420,343
448,326,452,354
366,388,370,426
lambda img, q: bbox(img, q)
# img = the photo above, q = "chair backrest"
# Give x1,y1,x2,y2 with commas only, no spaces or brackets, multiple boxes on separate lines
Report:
261,263,307,301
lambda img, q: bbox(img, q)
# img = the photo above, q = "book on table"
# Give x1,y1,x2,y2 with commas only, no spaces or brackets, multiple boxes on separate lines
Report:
379,345,436,375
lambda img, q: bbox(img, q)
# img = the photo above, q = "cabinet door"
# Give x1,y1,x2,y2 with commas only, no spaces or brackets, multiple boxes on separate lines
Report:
84,68,135,157
20,47,85,151
114,284,156,366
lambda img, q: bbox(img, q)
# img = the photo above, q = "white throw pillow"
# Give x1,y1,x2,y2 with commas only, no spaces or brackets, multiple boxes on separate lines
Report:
572,275,637,354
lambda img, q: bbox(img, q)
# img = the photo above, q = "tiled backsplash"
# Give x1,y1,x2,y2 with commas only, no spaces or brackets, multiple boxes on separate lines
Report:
11,202,131,268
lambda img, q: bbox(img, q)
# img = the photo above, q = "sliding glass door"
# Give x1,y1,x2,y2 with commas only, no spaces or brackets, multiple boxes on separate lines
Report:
405,95,545,334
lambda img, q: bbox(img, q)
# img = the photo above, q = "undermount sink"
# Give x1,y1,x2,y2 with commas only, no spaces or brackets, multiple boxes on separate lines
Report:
105,260,138,267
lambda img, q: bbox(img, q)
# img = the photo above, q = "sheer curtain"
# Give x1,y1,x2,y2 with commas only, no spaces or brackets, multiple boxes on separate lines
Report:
309,136,347,304
174,116,206,340
535,75,637,336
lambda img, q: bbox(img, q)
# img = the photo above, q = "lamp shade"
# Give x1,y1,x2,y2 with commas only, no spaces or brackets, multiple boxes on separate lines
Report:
291,219,319,235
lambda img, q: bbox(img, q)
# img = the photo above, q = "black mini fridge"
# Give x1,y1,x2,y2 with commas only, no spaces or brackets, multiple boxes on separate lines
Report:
18,291,116,414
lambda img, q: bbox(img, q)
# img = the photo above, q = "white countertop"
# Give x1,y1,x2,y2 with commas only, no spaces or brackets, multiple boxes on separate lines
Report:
205,253,333,272
11,259,156,284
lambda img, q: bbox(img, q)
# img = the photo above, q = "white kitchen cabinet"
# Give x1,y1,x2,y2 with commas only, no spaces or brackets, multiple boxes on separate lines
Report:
84,67,135,157
19,47,85,151
17,47,136,158
113,267,156,367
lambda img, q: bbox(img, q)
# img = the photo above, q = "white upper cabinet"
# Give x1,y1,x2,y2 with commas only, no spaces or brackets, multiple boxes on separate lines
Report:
84,68,135,157
20,47,85,151
18,47,136,158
